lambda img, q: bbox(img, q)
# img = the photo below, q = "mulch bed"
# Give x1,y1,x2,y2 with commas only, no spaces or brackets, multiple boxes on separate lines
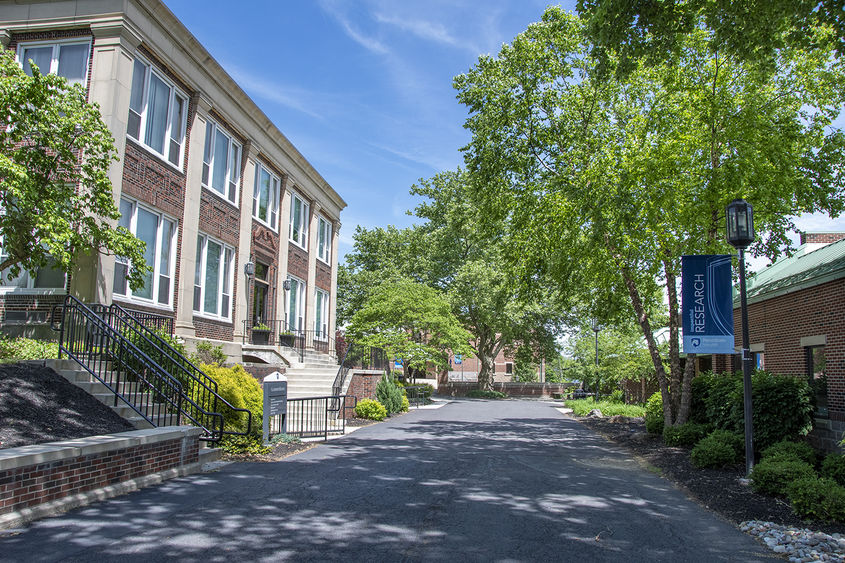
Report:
221,441,316,462
0,362,135,449
575,414,845,535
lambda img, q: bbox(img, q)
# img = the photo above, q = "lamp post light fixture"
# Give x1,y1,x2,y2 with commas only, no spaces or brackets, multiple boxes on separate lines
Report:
726,198,755,476
591,319,601,401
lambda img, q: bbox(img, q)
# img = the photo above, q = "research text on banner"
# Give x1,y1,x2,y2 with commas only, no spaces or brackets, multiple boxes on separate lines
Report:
681,255,735,354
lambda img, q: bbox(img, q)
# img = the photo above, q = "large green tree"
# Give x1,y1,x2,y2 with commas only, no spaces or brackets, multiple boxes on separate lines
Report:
455,8,845,426
0,49,147,289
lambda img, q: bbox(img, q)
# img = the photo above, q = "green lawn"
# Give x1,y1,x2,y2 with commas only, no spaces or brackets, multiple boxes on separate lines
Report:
565,398,646,417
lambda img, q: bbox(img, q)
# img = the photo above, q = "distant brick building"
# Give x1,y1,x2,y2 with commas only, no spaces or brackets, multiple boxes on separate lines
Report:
713,232,845,451
0,0,345,359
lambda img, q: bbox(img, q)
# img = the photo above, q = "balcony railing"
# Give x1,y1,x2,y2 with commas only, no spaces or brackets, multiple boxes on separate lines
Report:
242,320,337,361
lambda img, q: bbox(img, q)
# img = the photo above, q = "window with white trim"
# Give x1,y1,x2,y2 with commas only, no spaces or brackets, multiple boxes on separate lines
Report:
286,275,306,332
289,192,309,248
0,238,66,290
202,121,241,204
18,40,90,86
314,289,329,339
127,57,188,167
252,164,279,229
193,234,234,320
317,216,332,263
112,198,176,307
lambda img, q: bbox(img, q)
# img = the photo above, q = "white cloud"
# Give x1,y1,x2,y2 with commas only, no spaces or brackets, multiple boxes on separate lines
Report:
223,62,327,120
373,12,481,54
318,0,390,55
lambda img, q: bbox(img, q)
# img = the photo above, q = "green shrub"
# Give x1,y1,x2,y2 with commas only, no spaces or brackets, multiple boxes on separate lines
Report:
199,363,263,435
750,459,817,496
193,341,227,366
466,389,507,399
608,389,625,403
566,398,646,417
355,398,387,421
401,395,410,412
0,337,59,361
663,422,711,447
219,434,272,455
821,454,845,487
645,391,664,434
707,429,745,456
760,440,817,466
690,370,813,452
786,476,845,522
691,432,741,468
269,433,301,445
376,373,404,414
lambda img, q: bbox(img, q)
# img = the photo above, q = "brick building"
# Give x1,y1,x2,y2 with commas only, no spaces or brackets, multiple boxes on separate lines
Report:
0,0,345,359
713,232,845,451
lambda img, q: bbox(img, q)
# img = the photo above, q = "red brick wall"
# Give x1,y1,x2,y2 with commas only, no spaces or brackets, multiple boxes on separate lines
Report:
288,244,308,281
193,317,234,341
439,382,570,397
800,232,845,245
0,433,199,517
316,262,332,292
347,371,381,402
714,277,844,420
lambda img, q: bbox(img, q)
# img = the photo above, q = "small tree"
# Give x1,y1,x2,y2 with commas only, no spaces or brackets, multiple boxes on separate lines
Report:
0,49,148,288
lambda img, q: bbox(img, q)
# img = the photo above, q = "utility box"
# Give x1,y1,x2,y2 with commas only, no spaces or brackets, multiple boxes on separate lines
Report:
263,372,287,444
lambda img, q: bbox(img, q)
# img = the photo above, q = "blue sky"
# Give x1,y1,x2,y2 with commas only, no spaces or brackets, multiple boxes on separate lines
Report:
163,0,843,269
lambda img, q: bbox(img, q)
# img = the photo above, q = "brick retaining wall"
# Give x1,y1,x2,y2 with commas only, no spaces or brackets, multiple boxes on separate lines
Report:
0,426,203,528
439,382,573,398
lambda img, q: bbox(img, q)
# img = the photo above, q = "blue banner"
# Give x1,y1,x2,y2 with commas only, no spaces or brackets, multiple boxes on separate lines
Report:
682,255,735,354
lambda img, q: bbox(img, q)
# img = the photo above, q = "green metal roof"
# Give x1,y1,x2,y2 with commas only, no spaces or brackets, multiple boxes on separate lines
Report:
743,238,845,305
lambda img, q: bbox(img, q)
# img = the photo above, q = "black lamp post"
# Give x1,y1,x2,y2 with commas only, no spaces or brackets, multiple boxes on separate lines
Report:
726,198,755,476
591,319,601,401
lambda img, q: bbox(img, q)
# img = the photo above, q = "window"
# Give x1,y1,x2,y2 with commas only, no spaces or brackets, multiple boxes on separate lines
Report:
314,289,329,338
289,192,309,248
202,121,241,204
112,198,176,307
0,241,65,291
252,164,280,228
18,40,90,85
506,363,513,375
317,216,332,263
127,57,188,167
193,234,234,320
286,276,306,332
807,345,827,416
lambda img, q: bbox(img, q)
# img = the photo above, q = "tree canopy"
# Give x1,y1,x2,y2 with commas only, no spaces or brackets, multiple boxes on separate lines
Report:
0,49,147,289
454,7,845,425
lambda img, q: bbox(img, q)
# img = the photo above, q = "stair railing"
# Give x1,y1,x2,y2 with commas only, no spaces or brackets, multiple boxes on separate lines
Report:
105,303,252,440
53,295,185,430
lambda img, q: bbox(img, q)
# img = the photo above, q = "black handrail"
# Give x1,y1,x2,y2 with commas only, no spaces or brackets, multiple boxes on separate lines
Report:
106,303,252,439
54,295,185,430
242,320,336,362
283,395,348,440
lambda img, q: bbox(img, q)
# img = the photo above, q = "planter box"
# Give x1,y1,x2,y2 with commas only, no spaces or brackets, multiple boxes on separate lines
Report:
279,334,295,348
251,330,271,346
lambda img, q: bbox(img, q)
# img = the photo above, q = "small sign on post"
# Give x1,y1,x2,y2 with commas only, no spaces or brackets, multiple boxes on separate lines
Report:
263,372,287,444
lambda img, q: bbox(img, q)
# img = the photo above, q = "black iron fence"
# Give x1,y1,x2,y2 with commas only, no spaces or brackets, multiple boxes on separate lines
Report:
242,320,337,362
332,342,392,397
269,395,352,440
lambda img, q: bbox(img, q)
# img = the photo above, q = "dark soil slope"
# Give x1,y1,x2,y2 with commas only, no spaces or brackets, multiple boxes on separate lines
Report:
0,362,135,449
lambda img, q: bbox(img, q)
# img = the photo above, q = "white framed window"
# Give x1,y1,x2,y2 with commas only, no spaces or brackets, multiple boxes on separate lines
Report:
252,164,280,229
17,40,90,86
317,216,332,264
112,198,177,307
202,121,241,205
193,234,234,320
314,289,329,339
127,56,188,168
289,192,309,248
0,238,66,292
285,275,306,332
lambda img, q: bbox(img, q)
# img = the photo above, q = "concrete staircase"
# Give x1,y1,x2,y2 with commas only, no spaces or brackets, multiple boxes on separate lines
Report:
284,350,342,398
44,359,222,463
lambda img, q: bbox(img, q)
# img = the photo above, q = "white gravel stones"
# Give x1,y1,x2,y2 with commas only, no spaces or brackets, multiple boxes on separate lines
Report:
740,520,845,562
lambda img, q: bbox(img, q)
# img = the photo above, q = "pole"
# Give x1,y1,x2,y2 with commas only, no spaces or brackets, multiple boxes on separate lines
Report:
594,329,599,401
738,248,755,475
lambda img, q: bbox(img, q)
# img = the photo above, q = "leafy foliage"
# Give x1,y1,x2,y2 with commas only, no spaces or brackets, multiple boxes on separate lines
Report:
193,341,227,366
199,363,262,435
760,441,818,467
786,476,845,523
690,430,743,469
376,372,404,415
750,459,817,496
0,337,58,361
355,398,387,421
644,392,664,434
662,422,711,447
822,454,845,487
466,389,507,399
0,49,148,289
566,398,645,417
219,434,272,456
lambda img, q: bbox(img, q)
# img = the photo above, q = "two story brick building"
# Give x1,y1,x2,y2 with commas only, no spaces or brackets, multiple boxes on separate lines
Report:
0,0,345,360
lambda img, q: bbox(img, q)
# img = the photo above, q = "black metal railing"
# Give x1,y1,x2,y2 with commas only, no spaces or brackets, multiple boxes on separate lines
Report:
404,385,430,408
242,320,337,362
275,395,351,440
105,303,251,440
53,295,184,430
122,308,174,335
330,342,391,398
53,296,251,443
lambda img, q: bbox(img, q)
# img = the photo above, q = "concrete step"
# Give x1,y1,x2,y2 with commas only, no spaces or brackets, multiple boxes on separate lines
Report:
198,446,222,464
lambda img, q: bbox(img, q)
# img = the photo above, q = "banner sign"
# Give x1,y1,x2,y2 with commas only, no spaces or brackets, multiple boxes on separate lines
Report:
682,255,735,354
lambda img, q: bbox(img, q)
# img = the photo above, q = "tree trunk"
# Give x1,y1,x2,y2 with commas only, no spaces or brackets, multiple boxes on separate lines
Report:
477,352,495,391
664,259,683,424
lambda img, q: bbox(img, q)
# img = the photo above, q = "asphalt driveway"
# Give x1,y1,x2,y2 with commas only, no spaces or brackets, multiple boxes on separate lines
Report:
0,400,774,562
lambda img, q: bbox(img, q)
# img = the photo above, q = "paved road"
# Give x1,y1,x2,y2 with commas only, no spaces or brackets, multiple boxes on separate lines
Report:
0,400,774,562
